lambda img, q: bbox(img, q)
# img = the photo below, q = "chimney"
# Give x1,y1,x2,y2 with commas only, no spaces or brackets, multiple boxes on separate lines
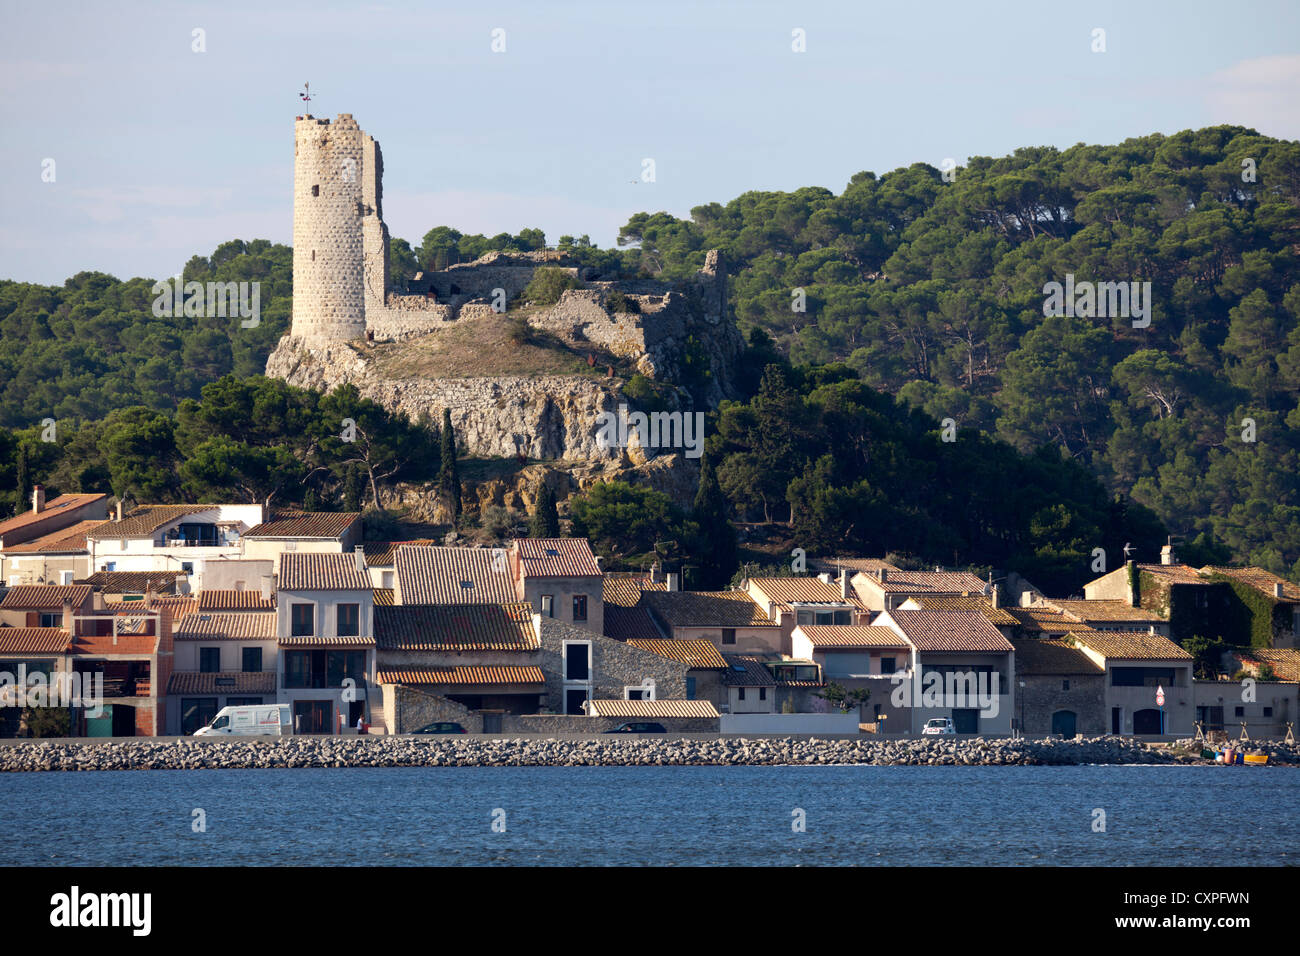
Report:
990,585,1001,609
31,484,45,514
145,581,156,609
115,500,124,522
878,568,888,584
839,568,850,600
666,572,679,592
1160,540,1175,566
61,599,74,636
1274,582,1285,599
260,576,273,602
354,544,366,574
1020,590,1035,608
649,562,660,584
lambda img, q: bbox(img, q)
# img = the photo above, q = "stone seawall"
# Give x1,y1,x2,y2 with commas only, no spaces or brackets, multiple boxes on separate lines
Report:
3,736,1295,772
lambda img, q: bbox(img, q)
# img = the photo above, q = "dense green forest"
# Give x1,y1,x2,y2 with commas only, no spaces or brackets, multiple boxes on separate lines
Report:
1,125,1297,583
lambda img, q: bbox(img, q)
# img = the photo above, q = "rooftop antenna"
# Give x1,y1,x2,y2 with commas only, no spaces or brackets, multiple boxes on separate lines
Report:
299,82,313,112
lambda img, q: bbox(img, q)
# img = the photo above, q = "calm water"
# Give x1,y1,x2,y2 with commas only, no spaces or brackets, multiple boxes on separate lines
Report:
2,765,1296,866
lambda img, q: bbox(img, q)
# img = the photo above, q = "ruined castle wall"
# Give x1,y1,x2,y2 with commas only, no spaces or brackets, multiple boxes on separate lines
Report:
292,115,367,342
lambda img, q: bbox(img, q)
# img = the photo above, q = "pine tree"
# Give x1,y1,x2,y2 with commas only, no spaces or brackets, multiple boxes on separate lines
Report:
438,408,461,522
530,482,560,538
692,449,739,588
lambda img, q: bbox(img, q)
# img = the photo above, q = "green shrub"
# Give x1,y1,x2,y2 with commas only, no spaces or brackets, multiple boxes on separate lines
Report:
523,267,582,306
605,290,640,314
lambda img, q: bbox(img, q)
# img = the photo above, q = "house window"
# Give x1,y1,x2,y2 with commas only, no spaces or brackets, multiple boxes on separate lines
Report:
382,571,394,588
721,628,736,645
759,687,767,701
242,647,262,673
573,594,588,622
1264,707,1273,717
738,687,746,701
879,657,896,674
59,571,74,585
564,642,590,681
1234,706,1244,717
686,676,696,699
624,686,653,701
181,562,193,574
104,562,116,572
291,603,314,637
337,603,360,637
39,613,60,628
199,647,221,673
312,184,319,197
181,698,217,735
541,595,554,618
1062,679,1070,691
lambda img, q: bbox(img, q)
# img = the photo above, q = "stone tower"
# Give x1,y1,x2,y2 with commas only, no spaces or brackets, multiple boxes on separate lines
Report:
292,113,389,342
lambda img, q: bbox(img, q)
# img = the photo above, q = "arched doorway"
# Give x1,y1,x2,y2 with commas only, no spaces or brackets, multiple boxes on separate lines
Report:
1051,710,1077,737
1133,708,1163,734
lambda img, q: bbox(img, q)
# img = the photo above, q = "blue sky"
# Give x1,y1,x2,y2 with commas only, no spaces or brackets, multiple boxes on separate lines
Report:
2,0,1298,284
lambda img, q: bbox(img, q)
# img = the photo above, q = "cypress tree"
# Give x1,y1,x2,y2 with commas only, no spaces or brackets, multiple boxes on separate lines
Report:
14,443,30,516
530,482,560,538
438,408,461,521
693,449,739,589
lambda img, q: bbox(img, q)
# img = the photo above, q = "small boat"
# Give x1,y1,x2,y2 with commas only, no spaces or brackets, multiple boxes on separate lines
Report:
1244,753,1269,766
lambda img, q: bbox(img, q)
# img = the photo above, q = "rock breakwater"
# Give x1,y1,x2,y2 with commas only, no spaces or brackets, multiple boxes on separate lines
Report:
3,735,1295,772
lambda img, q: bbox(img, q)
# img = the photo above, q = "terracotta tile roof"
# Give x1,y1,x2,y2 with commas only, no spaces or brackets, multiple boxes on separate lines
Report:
1011,639,1104,675
1200,566,1300,603
586,698,719,719
1135,563,1207,585
643,590,776,629
626,638,728,669
514,537,603,577
604,604,664,641
2,519,106,553
1239,648,1300,682
197,590,275,611
375,666,545,686
373,588,396,606
721,655,778,687
70,631,159,656
603,572,666,607
280,552,370,591
1047,599,1164,623
905,595,1018,626
395,546,516,604
79,571,182,594
1070,630,1192,661
1006,607,1097,634
243,511,360,539
0,494,108,539
749,576,864,609
363,539,435,566
886,610,1014,652
809,557,899,574
374,603,538,651
796,625,910,649
176,612,276,640
105,596,197,620
0,585,93,610
278,635,375,647
165,671,277,695
859,569,987,595
0,627,73,654
86,505,217,539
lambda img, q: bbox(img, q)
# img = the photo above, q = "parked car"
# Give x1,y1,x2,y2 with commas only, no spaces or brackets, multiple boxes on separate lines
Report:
604,722,667,734
410,722,467,734
921,717,956,736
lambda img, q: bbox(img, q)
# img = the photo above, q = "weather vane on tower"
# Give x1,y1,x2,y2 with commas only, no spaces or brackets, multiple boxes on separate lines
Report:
299,82,312,111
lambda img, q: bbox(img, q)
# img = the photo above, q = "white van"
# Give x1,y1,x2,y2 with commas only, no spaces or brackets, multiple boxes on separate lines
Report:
194,703,292,736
